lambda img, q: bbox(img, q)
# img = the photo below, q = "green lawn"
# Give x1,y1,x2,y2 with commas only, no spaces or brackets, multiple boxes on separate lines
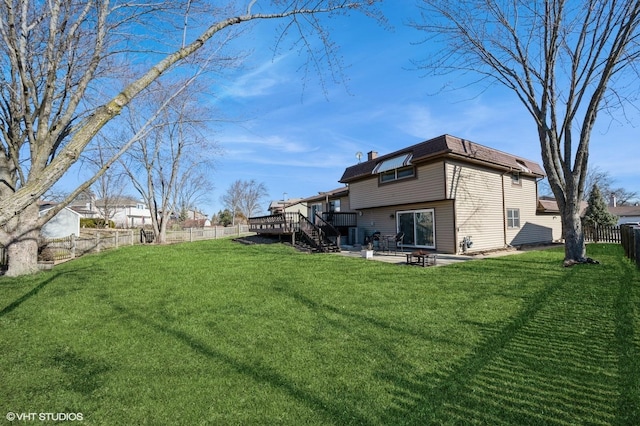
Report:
1,241,639,425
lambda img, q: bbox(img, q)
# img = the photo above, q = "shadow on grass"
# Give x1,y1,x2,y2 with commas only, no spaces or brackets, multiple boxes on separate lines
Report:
271,285,461,348
0,274,59,318
50,347,111,396
378,262,638,425
0,266,94,318
106,301,374,425
615,264,640,424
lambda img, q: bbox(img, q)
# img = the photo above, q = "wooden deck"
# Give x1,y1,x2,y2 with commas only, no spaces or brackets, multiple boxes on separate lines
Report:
249,212,357,235
248,212,298,234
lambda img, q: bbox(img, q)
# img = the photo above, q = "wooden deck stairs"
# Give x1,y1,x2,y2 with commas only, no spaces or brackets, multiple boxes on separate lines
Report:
296,225,340,253
248,212,341,253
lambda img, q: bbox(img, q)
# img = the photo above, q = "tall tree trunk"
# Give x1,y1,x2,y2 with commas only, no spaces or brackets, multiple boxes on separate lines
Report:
557,184,588,264
562,207,587,263
4,203,40,277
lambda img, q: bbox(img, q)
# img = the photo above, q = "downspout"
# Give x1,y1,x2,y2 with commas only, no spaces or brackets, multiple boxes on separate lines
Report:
445,160,459,254
501,171,508,248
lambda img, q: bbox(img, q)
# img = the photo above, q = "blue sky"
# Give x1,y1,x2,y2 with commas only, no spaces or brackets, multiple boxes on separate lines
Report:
65,2,640,216
203,2,640,215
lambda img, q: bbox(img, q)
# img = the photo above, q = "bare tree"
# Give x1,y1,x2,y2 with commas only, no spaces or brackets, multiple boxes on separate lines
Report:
174,171,214,223
584,166,638,206
0,0,382,275
413,0,640,264
83,140,128,224
221,179,268,224
221,180,246,226
120,79,216,243
610,188,639,206
241,179,268,219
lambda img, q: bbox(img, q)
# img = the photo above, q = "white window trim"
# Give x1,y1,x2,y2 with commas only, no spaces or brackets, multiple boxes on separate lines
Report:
507,208,520,228
396,208,436,249
372,153,413,174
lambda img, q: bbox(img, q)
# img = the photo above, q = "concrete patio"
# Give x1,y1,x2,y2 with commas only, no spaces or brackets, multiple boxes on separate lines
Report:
335,246,475,267
335,243,560,267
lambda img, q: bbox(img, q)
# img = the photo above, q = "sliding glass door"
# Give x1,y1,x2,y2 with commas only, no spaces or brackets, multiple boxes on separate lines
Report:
397,209,435,248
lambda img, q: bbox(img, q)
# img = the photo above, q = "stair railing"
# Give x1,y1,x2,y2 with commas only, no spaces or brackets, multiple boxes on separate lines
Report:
314,213,341,249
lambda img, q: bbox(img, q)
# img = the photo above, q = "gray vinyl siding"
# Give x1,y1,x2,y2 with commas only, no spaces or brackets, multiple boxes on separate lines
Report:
349,162,445,210
356,200,456,253
445,161,506,252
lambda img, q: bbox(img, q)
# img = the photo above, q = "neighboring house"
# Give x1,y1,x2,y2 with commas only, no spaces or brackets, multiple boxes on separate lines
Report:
40,206,81,239
186,209,208,221
68,190,101,219
608,205,640,225
302,187,350,219
268,198,307,215
339,134,563,254
103,197,153,228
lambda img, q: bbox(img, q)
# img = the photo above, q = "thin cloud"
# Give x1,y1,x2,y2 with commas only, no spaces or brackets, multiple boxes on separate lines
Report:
219,55,291,99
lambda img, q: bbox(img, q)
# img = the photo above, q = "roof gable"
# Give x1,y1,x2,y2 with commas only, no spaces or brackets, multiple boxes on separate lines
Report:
340,134,545,183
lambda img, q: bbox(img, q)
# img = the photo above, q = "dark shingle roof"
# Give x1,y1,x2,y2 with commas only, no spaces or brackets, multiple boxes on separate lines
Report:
339,134,545,183
300,187,349,203
609,205,640,217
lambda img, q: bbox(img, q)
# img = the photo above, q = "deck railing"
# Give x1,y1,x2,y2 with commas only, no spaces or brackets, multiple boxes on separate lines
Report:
320,212,357,228
248,212,300,234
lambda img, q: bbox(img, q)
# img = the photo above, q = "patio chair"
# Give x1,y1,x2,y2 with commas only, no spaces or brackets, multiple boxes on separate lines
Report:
372,231,382,252
391,232,405,254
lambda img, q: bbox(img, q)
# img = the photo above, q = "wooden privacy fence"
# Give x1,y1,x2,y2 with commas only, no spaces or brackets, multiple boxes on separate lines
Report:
583,225,621,243
0,225,251,267
620,224,640,269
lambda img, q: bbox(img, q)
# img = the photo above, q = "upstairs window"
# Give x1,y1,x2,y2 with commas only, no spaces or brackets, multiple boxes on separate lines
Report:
373,154,414,183
379,166,415,183
515,159,531,173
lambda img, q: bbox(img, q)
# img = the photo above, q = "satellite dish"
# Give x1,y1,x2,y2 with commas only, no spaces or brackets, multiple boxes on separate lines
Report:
355,151,363,163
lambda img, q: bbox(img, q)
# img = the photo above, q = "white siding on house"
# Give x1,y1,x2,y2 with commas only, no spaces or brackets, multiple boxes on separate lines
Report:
112,206,152,228
40,207,81,239
349,162,445,210
617,216,640,225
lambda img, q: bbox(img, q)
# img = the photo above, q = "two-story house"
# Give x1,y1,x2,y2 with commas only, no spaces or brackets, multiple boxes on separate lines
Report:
339,134,562,254
102,197,153,228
